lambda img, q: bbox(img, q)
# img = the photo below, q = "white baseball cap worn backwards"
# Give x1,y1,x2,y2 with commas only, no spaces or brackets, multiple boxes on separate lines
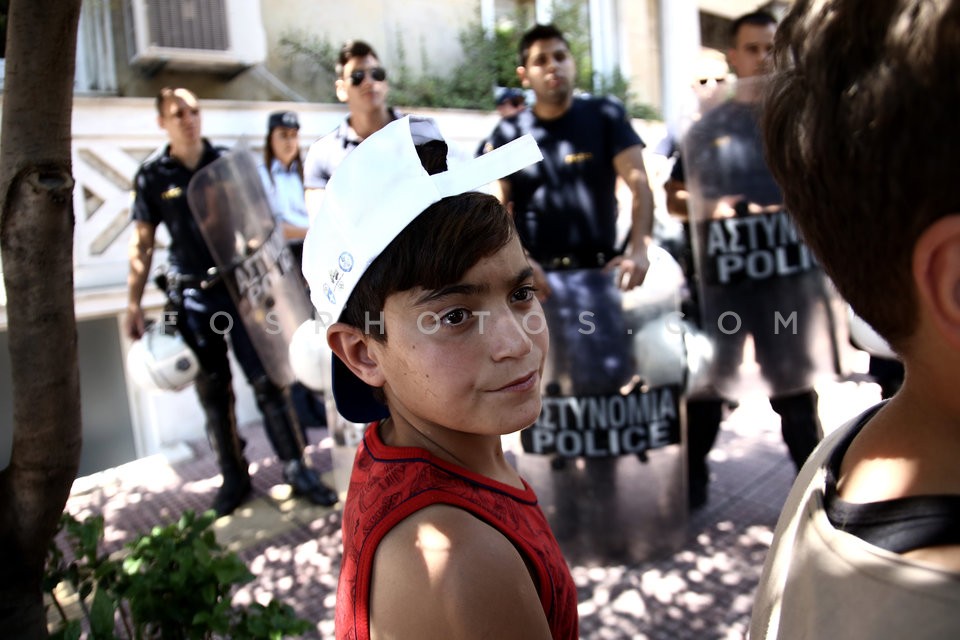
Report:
301,115,542,423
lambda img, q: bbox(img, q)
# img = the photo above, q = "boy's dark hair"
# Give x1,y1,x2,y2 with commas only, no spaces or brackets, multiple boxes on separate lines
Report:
518,24,570,67
762,0,960,349
729,10,778,44
340,141,517,340
336,40,379,77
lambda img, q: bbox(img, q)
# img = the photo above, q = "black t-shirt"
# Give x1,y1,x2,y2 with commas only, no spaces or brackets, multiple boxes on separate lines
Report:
487,96,643,262
131,140,226,278
682,100,781,205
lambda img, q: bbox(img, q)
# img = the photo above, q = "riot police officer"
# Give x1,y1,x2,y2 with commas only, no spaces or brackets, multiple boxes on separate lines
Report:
124,87,337,516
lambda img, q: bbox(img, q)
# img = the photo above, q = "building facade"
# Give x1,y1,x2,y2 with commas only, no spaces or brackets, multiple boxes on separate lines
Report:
0,0,785,476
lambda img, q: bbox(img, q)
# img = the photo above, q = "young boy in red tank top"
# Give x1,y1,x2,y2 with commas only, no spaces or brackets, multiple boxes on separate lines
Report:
301,116,579,640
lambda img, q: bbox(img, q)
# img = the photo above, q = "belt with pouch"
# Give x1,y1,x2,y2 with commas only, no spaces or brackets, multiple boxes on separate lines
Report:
539,250,614,271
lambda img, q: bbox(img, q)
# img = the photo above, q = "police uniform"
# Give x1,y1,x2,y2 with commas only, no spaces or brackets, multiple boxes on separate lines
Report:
682,99,828,494
486,96,649,445
132,139,337,514
486,96,642,267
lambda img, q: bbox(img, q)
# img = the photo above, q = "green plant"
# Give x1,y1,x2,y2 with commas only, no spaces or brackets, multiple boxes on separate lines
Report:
45,510,312,639
594,66,662,120
277,30,339,103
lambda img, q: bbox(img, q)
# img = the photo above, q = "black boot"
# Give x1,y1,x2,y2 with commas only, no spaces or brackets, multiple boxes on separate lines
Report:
685,397,724,509
253,376,338,507
283,459,339,506
770,389,824,471
196,370,252,516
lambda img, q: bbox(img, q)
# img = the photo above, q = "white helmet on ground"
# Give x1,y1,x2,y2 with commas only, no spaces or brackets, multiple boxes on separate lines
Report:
126,322,199,392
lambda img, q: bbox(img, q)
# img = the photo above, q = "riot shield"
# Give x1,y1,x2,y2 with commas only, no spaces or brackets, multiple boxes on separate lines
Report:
512,245,690,564
681,79,839,400
187,148,313,387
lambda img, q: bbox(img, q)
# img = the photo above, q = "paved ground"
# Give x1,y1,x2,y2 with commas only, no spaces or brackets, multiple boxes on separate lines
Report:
62,376,881,639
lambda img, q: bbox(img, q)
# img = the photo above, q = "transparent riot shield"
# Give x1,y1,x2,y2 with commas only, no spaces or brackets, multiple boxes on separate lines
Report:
187,148,313,387
512,245,689,564
681,79,840,401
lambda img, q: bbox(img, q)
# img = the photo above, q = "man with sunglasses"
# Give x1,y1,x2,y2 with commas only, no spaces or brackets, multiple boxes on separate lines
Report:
303,40,400,216
126,87,339,517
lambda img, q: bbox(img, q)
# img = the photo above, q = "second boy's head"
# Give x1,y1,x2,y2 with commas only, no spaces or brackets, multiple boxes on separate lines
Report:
302,117,546,430
764,0,960,354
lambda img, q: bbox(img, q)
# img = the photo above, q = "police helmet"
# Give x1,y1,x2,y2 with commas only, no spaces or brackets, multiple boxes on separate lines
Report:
126,322,199,391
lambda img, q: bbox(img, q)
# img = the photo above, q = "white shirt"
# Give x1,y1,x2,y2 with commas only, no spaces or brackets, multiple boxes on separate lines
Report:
258,159,309,229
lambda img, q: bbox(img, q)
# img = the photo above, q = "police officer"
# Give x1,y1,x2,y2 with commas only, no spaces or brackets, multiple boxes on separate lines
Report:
669,12,827,507
484,23,655,297
124,87,337,516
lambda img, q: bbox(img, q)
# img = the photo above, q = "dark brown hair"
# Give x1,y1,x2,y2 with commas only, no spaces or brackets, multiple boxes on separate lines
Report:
763,0,960,348
518,24,570,67
262,129,304,185
729,10,777,45
336,40,379,77
339,142,517,339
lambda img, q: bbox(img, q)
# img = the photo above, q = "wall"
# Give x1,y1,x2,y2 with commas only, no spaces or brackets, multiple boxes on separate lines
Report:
1,317,137,477
620,0,661,110
122,0,487,105
262,0,477,85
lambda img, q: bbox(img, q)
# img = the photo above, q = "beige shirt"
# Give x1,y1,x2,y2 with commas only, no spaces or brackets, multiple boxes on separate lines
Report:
750,407,960,639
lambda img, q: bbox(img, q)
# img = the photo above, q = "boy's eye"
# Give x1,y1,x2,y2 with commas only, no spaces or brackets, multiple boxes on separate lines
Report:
512,285,537,303
442,309,469,326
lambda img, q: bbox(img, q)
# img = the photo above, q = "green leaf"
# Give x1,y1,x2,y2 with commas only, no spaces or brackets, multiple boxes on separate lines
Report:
89,588,117,637
201,583,216,605
50,620,83,640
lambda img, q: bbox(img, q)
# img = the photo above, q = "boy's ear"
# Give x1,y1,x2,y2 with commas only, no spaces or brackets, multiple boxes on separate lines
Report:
327,323,386,388
913,214,960,350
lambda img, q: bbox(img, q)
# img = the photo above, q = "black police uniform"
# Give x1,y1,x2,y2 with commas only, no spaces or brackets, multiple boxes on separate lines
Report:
679,100,827,506
486,96,642,267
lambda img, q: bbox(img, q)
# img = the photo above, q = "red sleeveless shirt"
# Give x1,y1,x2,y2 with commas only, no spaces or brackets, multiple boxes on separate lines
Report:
335,423,579,640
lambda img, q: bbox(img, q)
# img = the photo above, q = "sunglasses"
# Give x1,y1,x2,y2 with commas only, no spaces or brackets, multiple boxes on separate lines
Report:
349,67,387,86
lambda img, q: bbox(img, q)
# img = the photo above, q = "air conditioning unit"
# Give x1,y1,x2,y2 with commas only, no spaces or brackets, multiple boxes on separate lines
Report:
125,0,266,73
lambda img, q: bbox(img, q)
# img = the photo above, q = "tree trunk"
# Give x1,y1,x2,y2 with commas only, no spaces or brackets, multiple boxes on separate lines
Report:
0,0,83,637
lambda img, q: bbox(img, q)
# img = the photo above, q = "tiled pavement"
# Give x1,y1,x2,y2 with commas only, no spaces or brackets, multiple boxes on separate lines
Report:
63,377,881,639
